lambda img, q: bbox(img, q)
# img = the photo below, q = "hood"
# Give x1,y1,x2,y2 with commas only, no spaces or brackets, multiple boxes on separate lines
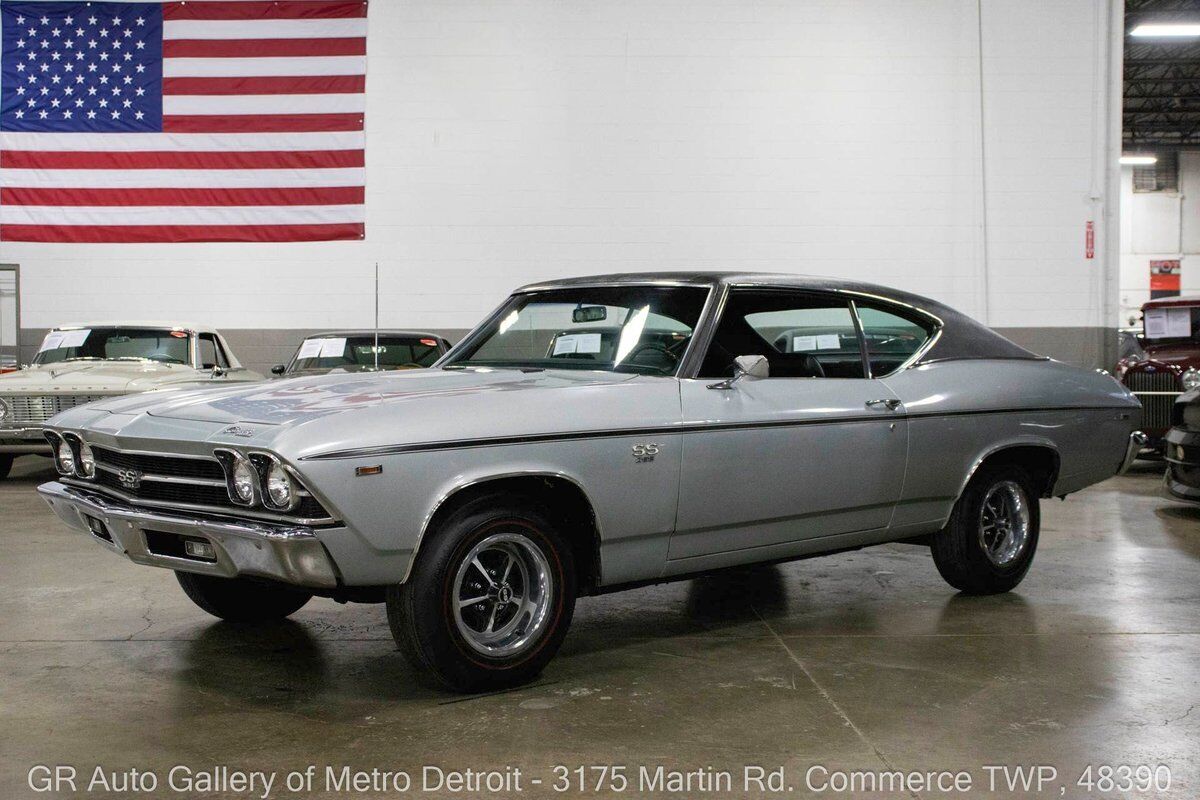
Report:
84,367,640,426
0,360,203,393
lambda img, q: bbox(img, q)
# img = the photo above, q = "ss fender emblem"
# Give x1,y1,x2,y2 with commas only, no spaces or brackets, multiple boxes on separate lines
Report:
632,443,660,463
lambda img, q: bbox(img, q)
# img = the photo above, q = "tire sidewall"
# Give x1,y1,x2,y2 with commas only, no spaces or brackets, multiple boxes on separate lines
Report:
394,497,576,690
956,465,1040,584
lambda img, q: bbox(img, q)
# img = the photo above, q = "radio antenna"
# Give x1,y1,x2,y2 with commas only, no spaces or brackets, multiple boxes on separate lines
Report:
373,262,380,371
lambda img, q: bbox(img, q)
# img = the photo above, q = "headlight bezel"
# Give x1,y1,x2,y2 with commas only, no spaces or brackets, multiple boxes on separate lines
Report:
0,397,11,425
247,452,299,511
214,448,260,507
1183,367,1200,392
265,463,297,510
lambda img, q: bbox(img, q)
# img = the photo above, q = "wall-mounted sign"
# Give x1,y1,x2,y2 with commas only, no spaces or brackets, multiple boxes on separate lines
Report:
1085,220,1095,259
1150,259,1181,299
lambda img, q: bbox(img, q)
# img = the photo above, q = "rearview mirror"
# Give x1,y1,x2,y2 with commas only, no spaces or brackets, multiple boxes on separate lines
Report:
572,305,607,323
707,354,768,390
271,364,286,375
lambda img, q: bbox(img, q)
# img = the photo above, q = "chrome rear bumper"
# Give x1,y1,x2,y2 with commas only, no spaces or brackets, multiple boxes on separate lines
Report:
1120,430,1149,475
38,481,338,588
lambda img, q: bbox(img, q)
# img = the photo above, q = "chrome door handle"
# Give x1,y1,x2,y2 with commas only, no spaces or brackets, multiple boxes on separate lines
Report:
866,398,901,411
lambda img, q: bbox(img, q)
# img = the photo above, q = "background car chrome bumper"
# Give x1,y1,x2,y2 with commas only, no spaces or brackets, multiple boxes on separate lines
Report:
0,427,51,453
1120,431,1148,475
37,481,339,589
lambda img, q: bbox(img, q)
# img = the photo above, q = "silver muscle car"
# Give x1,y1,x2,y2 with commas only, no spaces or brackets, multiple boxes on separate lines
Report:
38,274,1143,692
0,323,261,479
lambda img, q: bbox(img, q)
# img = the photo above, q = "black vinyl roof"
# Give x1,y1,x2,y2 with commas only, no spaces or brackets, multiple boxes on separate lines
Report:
517,272,1043,364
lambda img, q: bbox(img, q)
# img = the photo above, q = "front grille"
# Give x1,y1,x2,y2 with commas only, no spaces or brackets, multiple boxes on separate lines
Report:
1122,371,1180,433
1,394,110,425
93,446,225,480
73,444,333,523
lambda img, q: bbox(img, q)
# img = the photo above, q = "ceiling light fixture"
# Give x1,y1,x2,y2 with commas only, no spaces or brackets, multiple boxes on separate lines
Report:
1120,155,1158,165
1130,24,1200,38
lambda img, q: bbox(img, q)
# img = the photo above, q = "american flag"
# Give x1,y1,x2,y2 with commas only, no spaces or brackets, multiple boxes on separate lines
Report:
0,0,366,242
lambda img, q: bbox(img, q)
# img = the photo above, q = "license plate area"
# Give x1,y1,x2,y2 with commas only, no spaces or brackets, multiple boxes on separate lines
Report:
84,514,113,543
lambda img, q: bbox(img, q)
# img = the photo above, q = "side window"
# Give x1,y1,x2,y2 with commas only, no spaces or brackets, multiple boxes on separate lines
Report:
197,334,229,369
856,304,933,376
698,290,865,379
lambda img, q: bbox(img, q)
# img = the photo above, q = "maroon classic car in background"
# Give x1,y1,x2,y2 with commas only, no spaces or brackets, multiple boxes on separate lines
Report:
1116,296,1200,455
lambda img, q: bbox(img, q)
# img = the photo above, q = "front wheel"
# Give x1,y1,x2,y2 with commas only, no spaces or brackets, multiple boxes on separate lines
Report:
930,464,1040,594
387,495,576,693
175,572,312,622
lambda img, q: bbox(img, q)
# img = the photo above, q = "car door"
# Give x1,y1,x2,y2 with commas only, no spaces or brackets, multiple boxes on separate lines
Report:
668,288,909,570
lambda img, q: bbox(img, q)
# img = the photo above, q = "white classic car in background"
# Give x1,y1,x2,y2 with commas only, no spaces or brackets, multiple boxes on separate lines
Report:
0,323,261,478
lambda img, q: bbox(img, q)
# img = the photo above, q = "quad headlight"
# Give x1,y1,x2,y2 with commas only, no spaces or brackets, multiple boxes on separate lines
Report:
0,398,10,424
1183,367,1200,392
55,439,75,475
231,458,257,504
265,463,295,509
77,441,96,478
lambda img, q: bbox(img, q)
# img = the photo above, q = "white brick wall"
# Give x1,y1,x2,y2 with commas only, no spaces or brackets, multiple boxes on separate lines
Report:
1,0,1120,337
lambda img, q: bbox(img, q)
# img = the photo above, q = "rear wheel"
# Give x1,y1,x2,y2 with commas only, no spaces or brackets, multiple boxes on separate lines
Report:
0,455,12,480
175,572,312,622
930,464,1039,594
387,494,576,693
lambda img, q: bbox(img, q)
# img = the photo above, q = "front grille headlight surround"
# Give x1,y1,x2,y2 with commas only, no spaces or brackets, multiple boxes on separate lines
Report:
213,448,259,507
0,397,10,425
248,452,299,511
57,432,95,479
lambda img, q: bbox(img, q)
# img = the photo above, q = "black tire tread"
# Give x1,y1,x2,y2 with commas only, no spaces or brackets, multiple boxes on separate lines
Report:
930,464,1039,595
176,571,312,622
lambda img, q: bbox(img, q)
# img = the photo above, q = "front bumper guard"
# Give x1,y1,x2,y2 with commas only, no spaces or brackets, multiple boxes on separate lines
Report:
37,481,338,589
1119,431,1149,475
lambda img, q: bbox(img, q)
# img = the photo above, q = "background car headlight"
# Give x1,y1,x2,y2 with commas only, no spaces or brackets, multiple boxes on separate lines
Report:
232,459,257,503
0,398,10,424
1183,367,1200,392
266,463,295,508
77,441,95,478
56,440,75,475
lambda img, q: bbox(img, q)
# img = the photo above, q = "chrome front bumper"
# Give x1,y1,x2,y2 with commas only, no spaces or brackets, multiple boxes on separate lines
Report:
1120,430,1149,475
38,481,338,588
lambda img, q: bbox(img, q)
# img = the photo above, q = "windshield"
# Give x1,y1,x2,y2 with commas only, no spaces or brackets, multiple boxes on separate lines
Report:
34,328,191,365
289,335,444,373
446,286,710,376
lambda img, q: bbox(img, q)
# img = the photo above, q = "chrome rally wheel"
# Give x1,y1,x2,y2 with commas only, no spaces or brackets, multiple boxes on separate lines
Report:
451,531,555,659
977,480,1032,567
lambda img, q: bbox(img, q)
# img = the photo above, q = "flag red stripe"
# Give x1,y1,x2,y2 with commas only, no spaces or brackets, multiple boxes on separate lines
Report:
0,223,365,243
2,150,364,170
1,187,365,207
163,75,365,95
163,114,363,133
163,37,366,59
163,1,366,21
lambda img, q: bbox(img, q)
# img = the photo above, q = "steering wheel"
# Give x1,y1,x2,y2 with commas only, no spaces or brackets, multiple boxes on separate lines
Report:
624,342,678,373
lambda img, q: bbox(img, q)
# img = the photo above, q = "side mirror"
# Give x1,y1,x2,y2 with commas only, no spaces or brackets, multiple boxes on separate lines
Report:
210,365,226,378
271,364,286,376
708,354,768,390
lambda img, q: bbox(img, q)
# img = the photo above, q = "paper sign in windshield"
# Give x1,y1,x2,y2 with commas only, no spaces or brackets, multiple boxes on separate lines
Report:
47,329,91,350
793,334,841,351
297,338,347,360
553,333,603,356
38,331,66,353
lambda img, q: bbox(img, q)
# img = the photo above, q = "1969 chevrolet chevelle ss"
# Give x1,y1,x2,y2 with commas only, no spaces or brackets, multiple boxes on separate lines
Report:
39,274,1143,691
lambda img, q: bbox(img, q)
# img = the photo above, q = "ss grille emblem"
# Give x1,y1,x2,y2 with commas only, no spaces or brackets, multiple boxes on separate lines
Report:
631,443,660,463
117,468,142,489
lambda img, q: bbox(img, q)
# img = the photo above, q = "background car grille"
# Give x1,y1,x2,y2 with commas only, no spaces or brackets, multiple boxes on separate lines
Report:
1121,371,1180,433
0,394,111,426
78,445,332,522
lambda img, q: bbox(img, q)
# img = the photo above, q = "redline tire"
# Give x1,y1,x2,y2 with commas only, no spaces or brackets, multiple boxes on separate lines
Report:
175,571,312,622
931,464,1040,595
387,494,576,693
